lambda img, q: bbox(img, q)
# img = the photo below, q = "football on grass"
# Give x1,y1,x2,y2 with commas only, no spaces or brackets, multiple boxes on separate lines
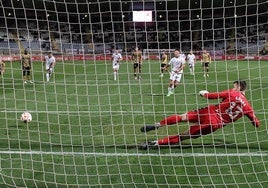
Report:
20,112,32,123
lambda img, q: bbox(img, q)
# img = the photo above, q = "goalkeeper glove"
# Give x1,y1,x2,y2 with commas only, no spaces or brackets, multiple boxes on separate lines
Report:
199,90,209,96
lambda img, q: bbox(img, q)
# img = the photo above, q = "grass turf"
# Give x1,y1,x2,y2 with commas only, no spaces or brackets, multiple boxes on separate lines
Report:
0,59,267,187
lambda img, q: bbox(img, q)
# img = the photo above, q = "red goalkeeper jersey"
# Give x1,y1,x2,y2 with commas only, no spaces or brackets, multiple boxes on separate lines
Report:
204,89,260,127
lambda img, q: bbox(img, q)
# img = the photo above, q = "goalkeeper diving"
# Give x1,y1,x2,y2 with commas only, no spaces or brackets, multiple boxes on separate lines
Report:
140,80,260,149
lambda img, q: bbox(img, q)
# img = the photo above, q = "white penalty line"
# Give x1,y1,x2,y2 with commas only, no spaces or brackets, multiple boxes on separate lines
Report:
1,110,266,115
1,110,173,114
0,150,267,157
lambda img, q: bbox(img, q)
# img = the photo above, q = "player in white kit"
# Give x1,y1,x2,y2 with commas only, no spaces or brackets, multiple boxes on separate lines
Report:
187,51,196,75
112,49,122,80
180,51,186,60
163,49,186,96
44,52,56,82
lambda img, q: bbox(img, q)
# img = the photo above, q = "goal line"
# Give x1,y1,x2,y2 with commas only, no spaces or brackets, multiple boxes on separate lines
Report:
0,150,267,157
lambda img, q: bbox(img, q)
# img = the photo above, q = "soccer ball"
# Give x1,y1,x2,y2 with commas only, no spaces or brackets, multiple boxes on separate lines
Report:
20,112,32,123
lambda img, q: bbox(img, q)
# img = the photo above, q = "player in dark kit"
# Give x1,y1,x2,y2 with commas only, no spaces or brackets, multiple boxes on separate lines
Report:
21,49,33,84
0,54,5,76
201,49,211,77
140,80,260,149
131,47,142,80
160,51,168,77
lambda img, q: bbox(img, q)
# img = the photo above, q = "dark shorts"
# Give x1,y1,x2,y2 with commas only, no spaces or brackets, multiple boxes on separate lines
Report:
161,63,166,68
23,67,31,71
202,62,210,67
23,67,31,75
133,63,141,69
187,106,223,136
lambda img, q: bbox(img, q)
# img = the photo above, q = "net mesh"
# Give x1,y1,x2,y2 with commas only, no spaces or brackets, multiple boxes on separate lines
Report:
0,0,267,187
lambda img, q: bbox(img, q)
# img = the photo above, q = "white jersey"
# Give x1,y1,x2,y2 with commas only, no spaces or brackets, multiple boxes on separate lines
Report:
112,53,122,66
187,54,196,64
180,53,186,60
168,56,186,74
45,55,56,70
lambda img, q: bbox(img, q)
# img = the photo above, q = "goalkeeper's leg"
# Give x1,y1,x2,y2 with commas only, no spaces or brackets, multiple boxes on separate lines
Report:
140,124,218,149
141,114,183,132
141,108,208,133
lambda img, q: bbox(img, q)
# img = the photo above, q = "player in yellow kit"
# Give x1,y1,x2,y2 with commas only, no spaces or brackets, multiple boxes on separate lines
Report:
160,51,168,77
0,54,5,76
201,49,211,77
131,47,142,80
21,49,33,84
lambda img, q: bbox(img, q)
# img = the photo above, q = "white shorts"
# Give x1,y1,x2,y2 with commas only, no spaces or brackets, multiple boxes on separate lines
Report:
188,63,194,68
113,64,119,70
46,66,54,73
169,72,183,82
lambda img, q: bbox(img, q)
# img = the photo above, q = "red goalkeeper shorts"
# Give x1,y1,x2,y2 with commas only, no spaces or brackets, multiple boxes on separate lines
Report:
187,106,223,136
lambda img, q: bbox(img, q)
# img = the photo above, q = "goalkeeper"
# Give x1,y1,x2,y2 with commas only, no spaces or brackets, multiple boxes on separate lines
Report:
140,80,260,149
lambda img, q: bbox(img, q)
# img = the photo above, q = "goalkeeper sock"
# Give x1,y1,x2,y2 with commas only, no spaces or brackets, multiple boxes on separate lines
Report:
159,115,182,126
157,135,180,145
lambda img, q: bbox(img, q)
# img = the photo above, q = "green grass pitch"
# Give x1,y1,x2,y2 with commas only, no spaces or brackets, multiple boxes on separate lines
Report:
0,59,267,187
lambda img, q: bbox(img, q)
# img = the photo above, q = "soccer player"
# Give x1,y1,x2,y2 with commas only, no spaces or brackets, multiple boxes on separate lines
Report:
21,49,33,84
112,49,122,80
160,51,168,77
0,54,5,76
131,47,142,80
44,52,56,82
201,49,211,77
180,50,186,60
140,80,260,149
187,50,196,75
163,49,186,97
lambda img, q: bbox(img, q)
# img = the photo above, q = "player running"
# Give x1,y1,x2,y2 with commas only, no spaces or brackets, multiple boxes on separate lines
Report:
131,47,142,80
163,49,186,97
140,80,260,149
187,50,196,75
160,51,168,77
21,49,33,84
44,52,56,82
112,49,122,80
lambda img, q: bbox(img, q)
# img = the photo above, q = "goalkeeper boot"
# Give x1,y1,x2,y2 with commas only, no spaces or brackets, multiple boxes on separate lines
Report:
139,141,157,150
140,124,160,132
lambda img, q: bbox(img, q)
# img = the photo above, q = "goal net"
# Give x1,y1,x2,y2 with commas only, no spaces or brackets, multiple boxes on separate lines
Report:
0,0,267,187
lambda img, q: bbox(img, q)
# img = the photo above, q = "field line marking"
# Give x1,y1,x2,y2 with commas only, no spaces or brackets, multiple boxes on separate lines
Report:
0,150,267,157
1,110,266,115
1,110,174,114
